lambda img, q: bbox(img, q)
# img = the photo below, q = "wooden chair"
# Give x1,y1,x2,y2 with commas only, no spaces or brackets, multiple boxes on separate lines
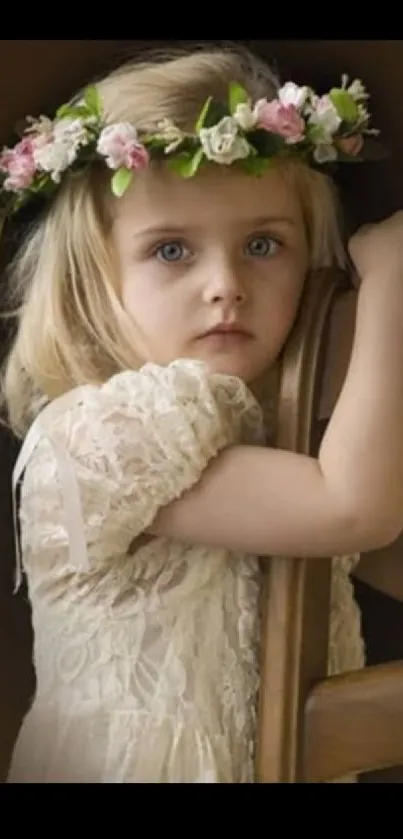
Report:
256,268,403,783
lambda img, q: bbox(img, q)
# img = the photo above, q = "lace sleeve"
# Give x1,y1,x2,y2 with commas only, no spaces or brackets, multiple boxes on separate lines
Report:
16,360,264,573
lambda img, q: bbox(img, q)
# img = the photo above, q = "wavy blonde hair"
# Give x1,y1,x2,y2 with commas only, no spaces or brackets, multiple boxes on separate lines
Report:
1,43,347,437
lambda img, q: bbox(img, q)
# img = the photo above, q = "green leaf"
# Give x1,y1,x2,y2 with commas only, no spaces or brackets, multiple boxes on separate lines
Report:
56,103,73,120
329,89,359,124
31,173,52,193
144,134,172,149
195,97,213,133
228,81,249,114
56,105,92,121
186,147,204,177
195,97,229,132
167,153,192,176
167,147,204,178
305,122,325,144
111,167,133,198
84,85,102,117
248,128,285,158
241,156,271,176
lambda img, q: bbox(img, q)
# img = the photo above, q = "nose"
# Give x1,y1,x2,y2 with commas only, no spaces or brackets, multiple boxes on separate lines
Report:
203,258,247,308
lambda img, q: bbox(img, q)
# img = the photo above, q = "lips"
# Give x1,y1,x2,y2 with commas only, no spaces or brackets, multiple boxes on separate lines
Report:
200,324,252,338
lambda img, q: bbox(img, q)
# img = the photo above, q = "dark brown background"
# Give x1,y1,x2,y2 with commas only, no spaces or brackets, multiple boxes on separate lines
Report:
1,39,403,782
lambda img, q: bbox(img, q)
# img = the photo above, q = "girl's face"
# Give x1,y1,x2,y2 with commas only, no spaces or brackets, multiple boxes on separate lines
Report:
112,163,309,383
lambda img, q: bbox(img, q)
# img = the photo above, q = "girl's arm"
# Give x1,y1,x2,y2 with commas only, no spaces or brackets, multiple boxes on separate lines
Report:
150,213,403,558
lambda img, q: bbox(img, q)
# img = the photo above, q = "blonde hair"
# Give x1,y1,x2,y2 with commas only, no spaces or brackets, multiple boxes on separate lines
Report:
1,44,347,437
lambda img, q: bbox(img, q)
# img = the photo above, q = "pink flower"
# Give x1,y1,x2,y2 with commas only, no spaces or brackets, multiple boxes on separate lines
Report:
97,123,150,171
126,143,150,170
0,136,37,191
337,134,364,157
254,99,305,144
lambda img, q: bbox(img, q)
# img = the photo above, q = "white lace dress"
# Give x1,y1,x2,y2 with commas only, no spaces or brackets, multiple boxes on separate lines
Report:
7,360,365,783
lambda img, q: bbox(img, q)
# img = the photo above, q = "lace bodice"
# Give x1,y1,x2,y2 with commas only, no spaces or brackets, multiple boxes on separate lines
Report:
8,360,364,783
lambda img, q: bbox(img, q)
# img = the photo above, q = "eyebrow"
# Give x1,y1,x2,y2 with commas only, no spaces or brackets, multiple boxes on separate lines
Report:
239,215,297,229
133,216,297,239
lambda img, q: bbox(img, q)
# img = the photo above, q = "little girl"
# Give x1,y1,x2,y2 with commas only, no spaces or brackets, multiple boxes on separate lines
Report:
2,44,403,783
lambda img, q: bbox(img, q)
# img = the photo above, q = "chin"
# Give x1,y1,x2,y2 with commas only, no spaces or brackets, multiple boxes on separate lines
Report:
201,356,265,384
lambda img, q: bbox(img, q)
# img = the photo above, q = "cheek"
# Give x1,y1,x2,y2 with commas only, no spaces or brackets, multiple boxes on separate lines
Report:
121,274,163,330
121,274,188,361
119,276,164,362
261,268,305,336
279,282,304,330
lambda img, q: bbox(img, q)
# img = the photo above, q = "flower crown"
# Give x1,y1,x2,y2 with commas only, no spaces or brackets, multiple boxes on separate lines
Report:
0,75,385,219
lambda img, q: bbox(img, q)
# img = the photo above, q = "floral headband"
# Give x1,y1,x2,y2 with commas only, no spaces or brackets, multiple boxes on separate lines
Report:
0,75,385,220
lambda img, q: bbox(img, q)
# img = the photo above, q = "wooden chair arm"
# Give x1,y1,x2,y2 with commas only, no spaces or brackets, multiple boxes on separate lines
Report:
303,661,403,782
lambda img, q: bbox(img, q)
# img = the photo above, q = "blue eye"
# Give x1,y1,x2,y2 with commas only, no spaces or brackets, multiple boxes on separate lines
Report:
155,241,188,263
245,235,280,258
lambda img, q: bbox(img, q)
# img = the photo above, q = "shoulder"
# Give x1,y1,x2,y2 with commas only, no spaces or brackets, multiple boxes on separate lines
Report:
20,359,263,454
15,359,264,506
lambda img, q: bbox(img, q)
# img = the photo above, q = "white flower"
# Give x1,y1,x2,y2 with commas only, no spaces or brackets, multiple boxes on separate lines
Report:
309,95,341,142
97,123,140,170
25,114,53,137
357,102,370,123
346,78,369,102
233,102,257,131
53,117,90,147
199,117,250,165
33,141,74,182
156,118,185,154
33,117,91,183
313,144,338,164
278,82,310,111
